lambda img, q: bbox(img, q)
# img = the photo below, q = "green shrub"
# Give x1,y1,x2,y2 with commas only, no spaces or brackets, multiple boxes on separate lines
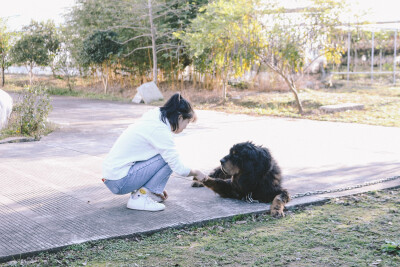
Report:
14,84,52,140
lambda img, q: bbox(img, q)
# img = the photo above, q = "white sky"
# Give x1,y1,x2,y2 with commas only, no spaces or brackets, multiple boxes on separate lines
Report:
0,0,399,31
0,0,76,31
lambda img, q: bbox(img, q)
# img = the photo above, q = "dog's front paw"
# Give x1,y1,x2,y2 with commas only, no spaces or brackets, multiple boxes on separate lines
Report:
270,208,285,218
191,181,204,187
270,195,285,218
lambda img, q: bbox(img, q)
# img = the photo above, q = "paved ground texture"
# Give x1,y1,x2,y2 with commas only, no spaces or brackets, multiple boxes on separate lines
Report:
1,95,400,261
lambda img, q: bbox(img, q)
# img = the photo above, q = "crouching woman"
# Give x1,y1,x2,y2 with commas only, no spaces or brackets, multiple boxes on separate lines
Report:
102,93,205,211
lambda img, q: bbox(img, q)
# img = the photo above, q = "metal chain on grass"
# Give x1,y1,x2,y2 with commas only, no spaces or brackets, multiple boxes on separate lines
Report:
290,175,400,200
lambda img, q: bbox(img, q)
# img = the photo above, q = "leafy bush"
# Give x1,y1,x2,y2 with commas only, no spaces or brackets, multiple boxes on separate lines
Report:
14,84,52,140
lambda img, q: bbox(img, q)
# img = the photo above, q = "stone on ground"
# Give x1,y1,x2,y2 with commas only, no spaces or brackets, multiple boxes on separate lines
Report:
132,82,163,104
320,103,364,113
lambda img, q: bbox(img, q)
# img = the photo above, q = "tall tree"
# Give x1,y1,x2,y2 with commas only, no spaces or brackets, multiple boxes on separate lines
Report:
108,0,201,85
10,33,48,85
0,18,13,87
81,30,122,93
67,0,208,86
26,20,61,76
52,26,80,91
10,20,60,85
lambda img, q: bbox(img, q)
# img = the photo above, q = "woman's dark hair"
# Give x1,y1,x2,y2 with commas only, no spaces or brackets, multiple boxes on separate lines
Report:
160,93,196,131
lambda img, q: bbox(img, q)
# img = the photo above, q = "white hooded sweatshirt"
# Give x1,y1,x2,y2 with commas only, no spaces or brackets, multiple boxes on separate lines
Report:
102,108,191,180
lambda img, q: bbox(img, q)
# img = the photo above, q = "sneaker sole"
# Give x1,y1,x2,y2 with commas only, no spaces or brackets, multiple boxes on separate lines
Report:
126,205,165,211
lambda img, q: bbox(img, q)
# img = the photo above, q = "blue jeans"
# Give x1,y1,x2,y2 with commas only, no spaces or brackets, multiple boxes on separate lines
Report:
104,154,172,195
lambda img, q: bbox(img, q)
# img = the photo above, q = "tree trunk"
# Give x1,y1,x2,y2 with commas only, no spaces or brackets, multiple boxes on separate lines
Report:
170,54,175,90
288,79,303,114
148,0,158,85
205,73,209,90
147,48,152,74
193,69,197,89
50,65,57,78
222,77,227,99
265,61,304,114
29,62,33,85
67,76,72,91
222,53,227,100
1,67,4,87
101,65,108,94
1,55,4,87
102,73,108,94
354,47,357,72
180,70,184,90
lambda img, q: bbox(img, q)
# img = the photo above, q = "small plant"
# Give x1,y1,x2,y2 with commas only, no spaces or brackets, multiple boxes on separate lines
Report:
229,80,249,90
14,84,52,140
381,241,400,255
231,214,246,222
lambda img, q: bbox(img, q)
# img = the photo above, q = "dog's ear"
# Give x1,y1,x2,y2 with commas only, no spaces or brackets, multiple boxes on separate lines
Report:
239,144,258,161
238,159,258,190
238,147,257,172
232,142,257,169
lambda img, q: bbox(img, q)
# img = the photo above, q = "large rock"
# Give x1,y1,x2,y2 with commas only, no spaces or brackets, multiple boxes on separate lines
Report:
0,89,13,130
132,81,164,104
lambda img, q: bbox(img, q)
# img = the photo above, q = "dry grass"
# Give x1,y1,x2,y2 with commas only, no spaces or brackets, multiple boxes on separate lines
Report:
191,86,400,127
3,74,400,128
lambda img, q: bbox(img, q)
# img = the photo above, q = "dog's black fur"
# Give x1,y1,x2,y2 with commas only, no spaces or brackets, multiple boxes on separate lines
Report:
196,142,290,217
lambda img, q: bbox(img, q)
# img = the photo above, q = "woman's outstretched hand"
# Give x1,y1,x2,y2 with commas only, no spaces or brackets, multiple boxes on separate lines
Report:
189,169,206,182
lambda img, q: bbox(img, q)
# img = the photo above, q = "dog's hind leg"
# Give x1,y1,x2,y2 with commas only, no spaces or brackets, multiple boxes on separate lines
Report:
270,190,290,218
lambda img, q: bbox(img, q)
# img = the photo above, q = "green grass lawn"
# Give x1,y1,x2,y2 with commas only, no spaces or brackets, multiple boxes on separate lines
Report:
3,188,400,267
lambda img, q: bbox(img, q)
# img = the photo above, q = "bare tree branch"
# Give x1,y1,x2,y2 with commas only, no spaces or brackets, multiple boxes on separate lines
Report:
155,45,181,53
123,46,153,57
107,25,149,31
117,34,153,45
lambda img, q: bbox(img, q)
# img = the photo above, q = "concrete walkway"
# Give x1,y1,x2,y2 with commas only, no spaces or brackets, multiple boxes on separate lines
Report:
1,95,399,262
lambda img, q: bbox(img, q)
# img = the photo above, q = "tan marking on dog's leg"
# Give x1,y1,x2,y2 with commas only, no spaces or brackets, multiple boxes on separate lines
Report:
270,195,285,218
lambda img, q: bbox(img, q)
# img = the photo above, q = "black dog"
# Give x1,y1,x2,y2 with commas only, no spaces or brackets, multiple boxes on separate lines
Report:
194,142,290,217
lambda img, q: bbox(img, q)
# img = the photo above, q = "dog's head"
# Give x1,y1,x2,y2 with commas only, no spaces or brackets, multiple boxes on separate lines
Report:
220,142,261,176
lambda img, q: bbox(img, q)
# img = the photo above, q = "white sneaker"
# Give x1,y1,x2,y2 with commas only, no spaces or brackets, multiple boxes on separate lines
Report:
127,187,165,211
149,191,165,203
131,190,165,202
